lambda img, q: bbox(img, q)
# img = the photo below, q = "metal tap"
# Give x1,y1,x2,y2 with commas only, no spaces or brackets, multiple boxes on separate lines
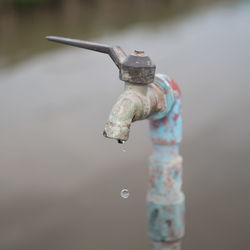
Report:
46,36,185,243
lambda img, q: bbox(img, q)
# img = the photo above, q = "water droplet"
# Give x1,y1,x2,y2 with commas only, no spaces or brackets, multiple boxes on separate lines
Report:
120,189,129,199
117,139,125,144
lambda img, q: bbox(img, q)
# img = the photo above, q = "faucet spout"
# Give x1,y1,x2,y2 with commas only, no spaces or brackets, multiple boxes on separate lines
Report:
103,93,139,142
103,82,166,142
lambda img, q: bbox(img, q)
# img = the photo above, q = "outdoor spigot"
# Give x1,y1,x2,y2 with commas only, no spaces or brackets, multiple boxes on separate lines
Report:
46,36,158,141
46,36,155,84
46,36,185,246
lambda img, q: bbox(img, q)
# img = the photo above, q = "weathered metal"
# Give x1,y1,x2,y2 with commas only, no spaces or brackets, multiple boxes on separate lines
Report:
46,36,155,84
147,74,184,241
46,36,184,245
103,74,185,241
103,82,165,141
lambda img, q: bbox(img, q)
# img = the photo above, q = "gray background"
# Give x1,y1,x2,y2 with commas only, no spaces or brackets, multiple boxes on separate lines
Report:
0,1,250,249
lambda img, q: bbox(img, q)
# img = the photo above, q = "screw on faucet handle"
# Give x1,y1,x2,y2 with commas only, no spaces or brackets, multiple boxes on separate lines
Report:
46,36,127,69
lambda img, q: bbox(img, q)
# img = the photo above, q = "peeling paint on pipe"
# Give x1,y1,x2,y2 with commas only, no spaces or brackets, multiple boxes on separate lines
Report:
147,74,184,242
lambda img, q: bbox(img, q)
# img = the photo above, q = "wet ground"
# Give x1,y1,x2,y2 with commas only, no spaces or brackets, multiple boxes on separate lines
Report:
0,1,250,250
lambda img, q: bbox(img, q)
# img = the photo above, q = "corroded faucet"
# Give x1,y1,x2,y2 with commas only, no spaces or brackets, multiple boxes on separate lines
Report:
46,36,185,246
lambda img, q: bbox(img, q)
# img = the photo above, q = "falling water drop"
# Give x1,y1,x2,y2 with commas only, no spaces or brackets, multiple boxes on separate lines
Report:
120,189,129,199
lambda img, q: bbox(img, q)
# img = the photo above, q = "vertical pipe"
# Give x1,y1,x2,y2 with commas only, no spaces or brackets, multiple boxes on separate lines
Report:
147,74,185,242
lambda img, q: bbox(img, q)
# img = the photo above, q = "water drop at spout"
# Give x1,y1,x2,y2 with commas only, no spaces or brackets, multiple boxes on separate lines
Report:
120,189,129,199
117,140,126,152
117,139,125,144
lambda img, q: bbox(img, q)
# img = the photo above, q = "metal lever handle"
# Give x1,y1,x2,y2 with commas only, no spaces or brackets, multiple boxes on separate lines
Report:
46,36,127,69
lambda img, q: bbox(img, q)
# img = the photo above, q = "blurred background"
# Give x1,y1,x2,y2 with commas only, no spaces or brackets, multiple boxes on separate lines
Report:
0,0,250,249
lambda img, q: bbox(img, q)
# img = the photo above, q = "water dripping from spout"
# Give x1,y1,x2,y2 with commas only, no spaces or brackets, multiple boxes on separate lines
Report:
117,139,125,144
118,141,128,198
117,139,126,152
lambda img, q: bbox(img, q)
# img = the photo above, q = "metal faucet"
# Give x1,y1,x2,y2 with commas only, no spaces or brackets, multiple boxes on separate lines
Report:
46,36,185,244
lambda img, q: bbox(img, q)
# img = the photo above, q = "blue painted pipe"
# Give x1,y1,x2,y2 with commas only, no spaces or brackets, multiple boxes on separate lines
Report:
147,74,185,241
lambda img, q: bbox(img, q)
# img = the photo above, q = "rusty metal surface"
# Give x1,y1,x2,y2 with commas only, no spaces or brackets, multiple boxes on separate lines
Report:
147,74,184,241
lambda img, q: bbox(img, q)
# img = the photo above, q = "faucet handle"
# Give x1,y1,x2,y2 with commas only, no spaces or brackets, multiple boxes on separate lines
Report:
46,36,126,69
46,36,155,84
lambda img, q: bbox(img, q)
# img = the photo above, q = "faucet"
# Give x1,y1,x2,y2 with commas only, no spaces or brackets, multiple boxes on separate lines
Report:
46,36,185,244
